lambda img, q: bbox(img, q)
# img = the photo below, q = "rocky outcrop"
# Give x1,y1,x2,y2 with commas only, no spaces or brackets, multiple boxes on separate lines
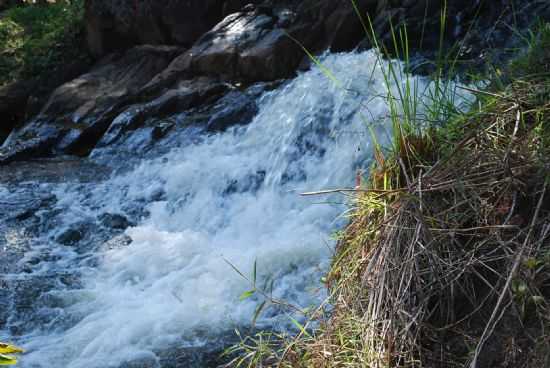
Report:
2,0,549,165
1,46,182,162
85,0,379,58
0,60,91,146
85,0,258,57
366,0,550,71
147,8,304,83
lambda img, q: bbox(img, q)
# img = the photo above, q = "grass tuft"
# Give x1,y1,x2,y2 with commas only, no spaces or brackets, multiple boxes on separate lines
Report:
227,18,550,368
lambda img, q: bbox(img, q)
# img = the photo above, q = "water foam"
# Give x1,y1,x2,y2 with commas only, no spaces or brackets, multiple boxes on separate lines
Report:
14,50,468,367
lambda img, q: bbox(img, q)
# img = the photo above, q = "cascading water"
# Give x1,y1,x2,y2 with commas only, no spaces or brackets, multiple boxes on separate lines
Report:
0,50,467,367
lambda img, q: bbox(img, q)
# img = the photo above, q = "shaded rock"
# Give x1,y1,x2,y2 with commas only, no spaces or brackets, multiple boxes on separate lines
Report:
207,90,258,132
204,81,280,132
0,80,36,145
151,121,174,141
0,60,92,146
56,228,84,246
98,77,230,146
85,0,257,57
99,213,133,230
2,45,181,160
151,9,305,83
362,0,550,71
0,125,62,165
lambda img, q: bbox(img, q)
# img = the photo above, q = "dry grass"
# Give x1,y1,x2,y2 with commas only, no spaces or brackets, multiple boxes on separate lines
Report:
286,79,550,368
226,22,550,368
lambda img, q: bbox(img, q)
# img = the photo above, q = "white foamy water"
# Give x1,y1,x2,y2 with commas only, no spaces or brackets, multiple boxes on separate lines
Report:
11,50,469,367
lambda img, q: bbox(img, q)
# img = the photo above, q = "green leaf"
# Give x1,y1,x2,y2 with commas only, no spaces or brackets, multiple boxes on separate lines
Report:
239,289,256,301
252,301,267,328
0,354,17,366
530,295,545,305
223,258,248,281
524,257,542,270
289,316,311,338
0,343,24,355
252,260,257,288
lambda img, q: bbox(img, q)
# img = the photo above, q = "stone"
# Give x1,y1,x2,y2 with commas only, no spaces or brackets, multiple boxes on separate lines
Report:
1,45,181,160
84,0,258,57
99,213,133,230
150,9,305,83
56,228,84,246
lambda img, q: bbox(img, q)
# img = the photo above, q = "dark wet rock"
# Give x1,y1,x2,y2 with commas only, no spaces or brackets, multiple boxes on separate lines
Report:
223,170,266,196
99,213,134,230
151,122,175,141
0,125,63,165
0,60,93,146
0,157,111,184
362,0,550,72
207,90,258,132
1,45,181,161
56,228,84,246
150,10,304,83
98,77,230,147
85,0,258,57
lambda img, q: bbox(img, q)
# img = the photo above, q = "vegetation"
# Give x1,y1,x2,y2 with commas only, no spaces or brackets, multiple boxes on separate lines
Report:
0,0,89,87
226,19,550,368
0,342,24,365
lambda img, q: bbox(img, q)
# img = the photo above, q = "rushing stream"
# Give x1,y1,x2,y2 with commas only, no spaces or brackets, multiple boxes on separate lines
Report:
0,50,467,367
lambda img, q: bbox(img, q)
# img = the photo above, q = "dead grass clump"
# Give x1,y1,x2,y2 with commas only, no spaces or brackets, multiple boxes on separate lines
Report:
295,79,550,368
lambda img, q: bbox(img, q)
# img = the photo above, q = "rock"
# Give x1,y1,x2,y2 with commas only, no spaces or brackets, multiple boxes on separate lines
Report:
0,125,62,165
0,80,36,145
205,81,280,132
150,9,305,83
361,0,550,66
56,228,84,246
85,0,257,57
98,77,230,146
0,60,92,146
99,213,133,230
2,45,181,160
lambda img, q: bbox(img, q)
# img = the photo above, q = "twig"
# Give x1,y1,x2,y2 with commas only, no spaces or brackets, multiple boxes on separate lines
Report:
300,188,403,196
457,85,509,100
469,182,547,368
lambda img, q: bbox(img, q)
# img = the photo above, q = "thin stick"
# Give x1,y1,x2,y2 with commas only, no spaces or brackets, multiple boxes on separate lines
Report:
300,188,403,196
470,182,547,368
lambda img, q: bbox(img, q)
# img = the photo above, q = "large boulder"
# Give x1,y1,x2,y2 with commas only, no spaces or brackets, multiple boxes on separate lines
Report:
84,0,382,58
366,0,550,67
85,0,258,57
148,8,308,83
0,61,91,146
0,45,181,162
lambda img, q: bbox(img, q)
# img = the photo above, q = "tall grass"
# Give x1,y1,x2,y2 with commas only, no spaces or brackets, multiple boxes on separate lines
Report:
225,4,550,368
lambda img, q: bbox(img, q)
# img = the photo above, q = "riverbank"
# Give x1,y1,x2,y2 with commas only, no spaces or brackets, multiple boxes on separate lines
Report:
233,22,550,368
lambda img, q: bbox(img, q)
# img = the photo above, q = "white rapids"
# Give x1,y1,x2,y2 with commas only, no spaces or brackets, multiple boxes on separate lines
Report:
2,50,469,368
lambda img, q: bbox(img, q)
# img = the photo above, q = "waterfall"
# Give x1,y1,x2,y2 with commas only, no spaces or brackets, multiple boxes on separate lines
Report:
0,50,467,367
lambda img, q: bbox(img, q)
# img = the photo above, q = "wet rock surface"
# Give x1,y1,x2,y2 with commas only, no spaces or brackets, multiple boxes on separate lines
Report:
0,158,112,337
85,0,259,57
1,46,182,161
4,0,548,165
